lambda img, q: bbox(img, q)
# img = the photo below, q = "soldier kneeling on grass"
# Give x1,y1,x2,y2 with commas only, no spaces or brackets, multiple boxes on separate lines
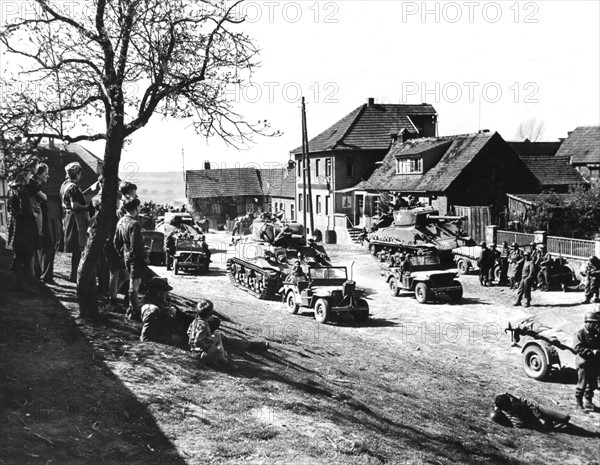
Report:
490,393,571,431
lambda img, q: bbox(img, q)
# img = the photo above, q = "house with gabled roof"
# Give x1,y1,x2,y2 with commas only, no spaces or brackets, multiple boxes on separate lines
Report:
508,140,587,192
289,97,437,237
186,166,296,229
555,126,600,182
347,131,539,241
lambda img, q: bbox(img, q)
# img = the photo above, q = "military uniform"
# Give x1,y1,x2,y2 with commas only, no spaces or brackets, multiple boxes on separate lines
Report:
515,256,535,307
498,244,510,286
507,247,523,289
583,257,600,303
537,250,553,291
478,245,494,286
573,313,600,410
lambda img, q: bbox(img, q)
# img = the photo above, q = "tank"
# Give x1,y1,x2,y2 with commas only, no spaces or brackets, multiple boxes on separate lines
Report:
367,206,475,265
226,219,330,300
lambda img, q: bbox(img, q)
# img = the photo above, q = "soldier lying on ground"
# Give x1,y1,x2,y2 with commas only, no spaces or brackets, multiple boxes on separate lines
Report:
490,392,571,431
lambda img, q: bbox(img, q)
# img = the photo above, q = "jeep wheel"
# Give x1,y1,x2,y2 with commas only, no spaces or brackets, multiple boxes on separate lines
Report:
456,258,469,275
414,282,430,304
522,345,550,380
314,298,331,324
388,277,400,297
286,292,299,314
174,259,180,275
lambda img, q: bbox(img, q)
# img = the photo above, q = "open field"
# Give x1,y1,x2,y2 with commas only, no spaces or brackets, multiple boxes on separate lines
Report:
1,231,599,464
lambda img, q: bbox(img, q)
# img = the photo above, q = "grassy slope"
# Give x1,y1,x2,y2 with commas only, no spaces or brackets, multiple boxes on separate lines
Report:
1,259,599,465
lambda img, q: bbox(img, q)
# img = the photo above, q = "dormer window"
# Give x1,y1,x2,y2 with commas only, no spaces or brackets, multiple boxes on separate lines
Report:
396,158,423,174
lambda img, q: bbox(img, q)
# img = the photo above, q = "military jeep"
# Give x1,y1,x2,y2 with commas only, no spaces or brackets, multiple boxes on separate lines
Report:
281,266,369,324
173,238,209,275
381,253,463,304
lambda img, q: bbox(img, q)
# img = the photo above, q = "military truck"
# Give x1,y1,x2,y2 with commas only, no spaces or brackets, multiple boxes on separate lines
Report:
381,252,463,304
173,238,210,275
281,265,369,324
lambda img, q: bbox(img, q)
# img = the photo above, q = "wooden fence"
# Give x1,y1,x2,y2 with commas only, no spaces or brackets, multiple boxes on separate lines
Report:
455,206,491,243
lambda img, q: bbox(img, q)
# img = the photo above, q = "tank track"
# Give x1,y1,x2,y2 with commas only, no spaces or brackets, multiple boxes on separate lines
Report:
227,258,282,300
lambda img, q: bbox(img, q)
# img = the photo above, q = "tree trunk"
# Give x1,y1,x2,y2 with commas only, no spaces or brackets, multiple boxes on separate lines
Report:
77,127,124,319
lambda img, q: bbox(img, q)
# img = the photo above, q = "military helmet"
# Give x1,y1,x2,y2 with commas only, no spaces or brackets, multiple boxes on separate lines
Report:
523,251,531,257
512,242,518,248
480,241,487,247
584,311,600,323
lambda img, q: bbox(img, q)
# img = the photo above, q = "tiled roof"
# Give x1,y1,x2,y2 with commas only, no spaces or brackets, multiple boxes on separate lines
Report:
259,168,295,199
555,126,600,165
186,168,263,198
507,141,561,157
290,102,437,154
37,143,103,198
353,132,495,193
517,154,586,187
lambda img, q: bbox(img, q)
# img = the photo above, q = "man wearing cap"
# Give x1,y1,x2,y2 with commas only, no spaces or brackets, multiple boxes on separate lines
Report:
582,255,600,304
140,277,195,345
514,251,534,307
573,311,600,411
114,198,148,320
536,245,553,291
507,243,523,289
530,242,542,289
477,241,494,287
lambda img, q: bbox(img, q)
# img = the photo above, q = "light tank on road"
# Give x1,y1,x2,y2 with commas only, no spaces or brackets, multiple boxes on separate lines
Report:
226,219,330,300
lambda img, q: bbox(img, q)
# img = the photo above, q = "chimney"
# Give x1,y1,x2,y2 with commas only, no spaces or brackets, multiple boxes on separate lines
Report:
390,132,398,143
204,160,211,170
367,97,375,106
48,137,55,149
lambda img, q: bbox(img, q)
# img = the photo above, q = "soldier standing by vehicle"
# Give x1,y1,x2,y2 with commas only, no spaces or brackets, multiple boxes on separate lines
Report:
199,235,212,262
573,311,600,411
582,256,600,304
477,241,494,287
514,251,534,307
114,198,149,321
537,245,553,291
164,231,176,270
530,242,542,289
488,242,500,285
498,241,510,286
507,243,523,289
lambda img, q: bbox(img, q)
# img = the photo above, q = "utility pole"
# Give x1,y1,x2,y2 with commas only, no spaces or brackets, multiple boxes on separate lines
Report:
301,96,314,237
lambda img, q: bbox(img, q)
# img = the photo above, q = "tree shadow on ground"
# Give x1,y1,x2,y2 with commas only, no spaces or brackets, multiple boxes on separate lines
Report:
0,272,185,464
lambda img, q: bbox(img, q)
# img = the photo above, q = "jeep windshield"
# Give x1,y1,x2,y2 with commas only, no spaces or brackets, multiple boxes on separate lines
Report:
309,267,347,280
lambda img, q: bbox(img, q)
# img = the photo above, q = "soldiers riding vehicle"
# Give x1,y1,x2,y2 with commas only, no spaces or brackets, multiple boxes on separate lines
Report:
281,263,369,324
381,249,463,304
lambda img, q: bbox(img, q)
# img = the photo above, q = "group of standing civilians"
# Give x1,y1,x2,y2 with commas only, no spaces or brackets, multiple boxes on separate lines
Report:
8,160,91,292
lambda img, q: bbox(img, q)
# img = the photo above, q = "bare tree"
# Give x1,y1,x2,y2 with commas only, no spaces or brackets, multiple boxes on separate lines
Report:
515,118,546,141
1,0,273,318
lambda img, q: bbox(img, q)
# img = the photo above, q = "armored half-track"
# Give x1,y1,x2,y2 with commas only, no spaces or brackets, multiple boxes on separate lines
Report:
368,206,474,266
226,220,330,300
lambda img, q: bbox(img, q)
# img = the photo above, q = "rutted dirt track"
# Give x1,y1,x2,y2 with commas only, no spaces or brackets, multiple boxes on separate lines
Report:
1,230,599,464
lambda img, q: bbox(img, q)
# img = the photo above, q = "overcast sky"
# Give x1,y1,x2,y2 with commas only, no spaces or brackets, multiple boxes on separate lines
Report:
9,1,600,172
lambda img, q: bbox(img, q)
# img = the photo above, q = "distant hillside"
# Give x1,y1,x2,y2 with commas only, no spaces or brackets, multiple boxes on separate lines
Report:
119,171,187,205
